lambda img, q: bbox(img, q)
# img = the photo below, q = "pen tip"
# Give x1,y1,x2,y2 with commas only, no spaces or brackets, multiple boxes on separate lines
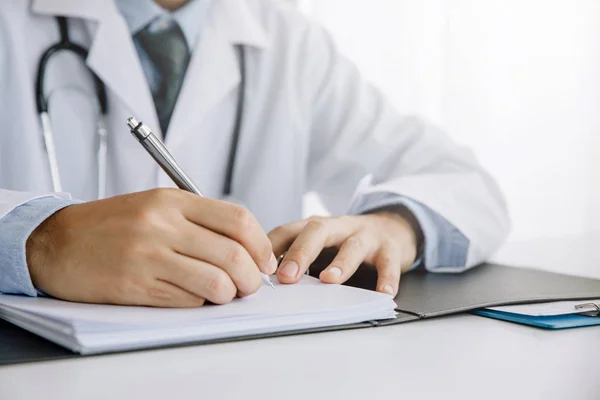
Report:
126,117,139,129
264,275,275,289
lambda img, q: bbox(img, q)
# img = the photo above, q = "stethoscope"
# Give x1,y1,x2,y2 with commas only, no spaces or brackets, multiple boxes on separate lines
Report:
36,16,245,199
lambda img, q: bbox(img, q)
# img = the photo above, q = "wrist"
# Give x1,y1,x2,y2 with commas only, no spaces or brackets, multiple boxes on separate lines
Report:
25,206,69,290
368,205,424,257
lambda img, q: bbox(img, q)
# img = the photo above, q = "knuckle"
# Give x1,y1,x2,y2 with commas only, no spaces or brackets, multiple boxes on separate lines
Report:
336,215,354,225
231,206,255,235
206,273,227,295
239,273,262,297
268,225,295,246
306,219,326,232
116,239,145,262
378,253,394,268
346,235,366,252
146,247,168,265
330,256,348,269
147,187,179,202
268,225,288,239
224,243,247,269
378,262,401,279
140,189,184,218
379,238,393,251
131,207,163,229
289,243,310,261
377,248,399,266
206,273,235,304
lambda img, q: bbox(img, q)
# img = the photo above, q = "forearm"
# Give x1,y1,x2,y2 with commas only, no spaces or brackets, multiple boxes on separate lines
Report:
0,197,78,296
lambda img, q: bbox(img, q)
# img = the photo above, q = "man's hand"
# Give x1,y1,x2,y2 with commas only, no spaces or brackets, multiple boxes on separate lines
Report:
269,211,422,296
26,189,277,307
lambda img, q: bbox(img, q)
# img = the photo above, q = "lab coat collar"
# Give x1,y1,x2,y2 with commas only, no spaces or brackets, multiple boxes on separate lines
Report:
31,0,112,20
31,0,161,136
30,0,270,49
217,0,271,49
31,0,270,142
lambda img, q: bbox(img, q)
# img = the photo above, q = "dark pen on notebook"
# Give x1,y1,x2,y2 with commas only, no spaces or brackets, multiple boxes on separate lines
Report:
126,117,275,289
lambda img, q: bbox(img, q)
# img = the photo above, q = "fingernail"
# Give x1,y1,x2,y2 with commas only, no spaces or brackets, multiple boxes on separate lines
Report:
279,261,299,278
268,253,278,275
383,285,394,295
326,266,342,278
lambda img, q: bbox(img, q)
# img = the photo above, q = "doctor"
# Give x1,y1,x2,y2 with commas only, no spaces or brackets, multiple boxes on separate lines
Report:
0,0,509,307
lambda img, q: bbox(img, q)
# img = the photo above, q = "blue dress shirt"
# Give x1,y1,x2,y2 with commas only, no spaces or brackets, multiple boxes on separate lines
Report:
0,0,469,296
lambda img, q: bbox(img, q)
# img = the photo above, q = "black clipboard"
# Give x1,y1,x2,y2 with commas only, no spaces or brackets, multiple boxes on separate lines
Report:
2,259,600,366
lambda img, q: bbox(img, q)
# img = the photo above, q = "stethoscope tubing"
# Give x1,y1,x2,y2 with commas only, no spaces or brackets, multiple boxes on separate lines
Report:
36,17,109,197
36,16,244,199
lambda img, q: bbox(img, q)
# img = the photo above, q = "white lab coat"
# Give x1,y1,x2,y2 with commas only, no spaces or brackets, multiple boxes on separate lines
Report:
0,0,509,270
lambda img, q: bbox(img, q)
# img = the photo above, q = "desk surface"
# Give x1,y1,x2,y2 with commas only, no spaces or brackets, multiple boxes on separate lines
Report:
1,235,599,400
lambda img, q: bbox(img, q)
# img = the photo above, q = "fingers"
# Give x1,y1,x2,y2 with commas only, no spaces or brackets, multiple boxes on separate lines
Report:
158,253,239,305
319,233,375,284
275,217,357,284
268,219,309,256
374,246,403,296
177,193,276,275
172,222,263,296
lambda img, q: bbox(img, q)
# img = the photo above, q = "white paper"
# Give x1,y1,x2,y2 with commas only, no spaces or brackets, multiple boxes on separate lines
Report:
0,276,397,354
487,299,600,316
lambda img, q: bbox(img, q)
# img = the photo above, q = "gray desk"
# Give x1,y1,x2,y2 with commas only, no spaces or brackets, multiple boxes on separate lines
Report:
1,235,599,400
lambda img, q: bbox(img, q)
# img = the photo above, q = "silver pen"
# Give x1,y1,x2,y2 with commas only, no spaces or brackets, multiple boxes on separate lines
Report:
126,117,275,289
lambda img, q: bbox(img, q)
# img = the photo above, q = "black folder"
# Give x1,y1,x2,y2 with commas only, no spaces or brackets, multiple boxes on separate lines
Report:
2,261,600,366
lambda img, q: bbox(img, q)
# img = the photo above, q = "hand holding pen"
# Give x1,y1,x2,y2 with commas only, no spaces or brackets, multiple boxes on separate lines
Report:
27,186,277,308
22,117,278,308
127,117,275,289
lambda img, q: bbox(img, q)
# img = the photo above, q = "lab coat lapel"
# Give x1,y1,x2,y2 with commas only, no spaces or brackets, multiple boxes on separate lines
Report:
85,16,160,135
31,0,161,137
164,19,240,149
164,0,270,149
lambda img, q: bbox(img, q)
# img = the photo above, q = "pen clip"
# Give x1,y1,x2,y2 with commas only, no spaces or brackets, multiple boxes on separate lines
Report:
575,302,600,317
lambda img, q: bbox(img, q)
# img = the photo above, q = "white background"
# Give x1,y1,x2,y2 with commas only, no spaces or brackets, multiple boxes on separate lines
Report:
297,0,600,244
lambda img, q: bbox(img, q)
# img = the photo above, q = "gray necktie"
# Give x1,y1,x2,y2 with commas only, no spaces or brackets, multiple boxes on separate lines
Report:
135,18,191,135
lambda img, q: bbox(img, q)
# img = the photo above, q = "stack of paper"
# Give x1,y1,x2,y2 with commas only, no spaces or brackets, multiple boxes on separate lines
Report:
0,276,397,355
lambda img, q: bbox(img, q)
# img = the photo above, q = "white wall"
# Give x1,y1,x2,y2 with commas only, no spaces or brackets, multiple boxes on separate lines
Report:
301,0,600,243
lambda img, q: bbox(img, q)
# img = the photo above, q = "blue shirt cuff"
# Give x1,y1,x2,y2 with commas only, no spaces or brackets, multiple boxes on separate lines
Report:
348,192,470,271
0,197,79,296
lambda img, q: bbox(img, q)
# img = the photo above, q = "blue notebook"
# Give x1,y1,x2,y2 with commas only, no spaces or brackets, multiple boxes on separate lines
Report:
473,309,600,330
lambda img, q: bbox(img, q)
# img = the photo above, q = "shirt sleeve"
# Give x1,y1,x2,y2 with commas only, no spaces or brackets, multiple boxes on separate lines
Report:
348,192,469,271
0,197,79,296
